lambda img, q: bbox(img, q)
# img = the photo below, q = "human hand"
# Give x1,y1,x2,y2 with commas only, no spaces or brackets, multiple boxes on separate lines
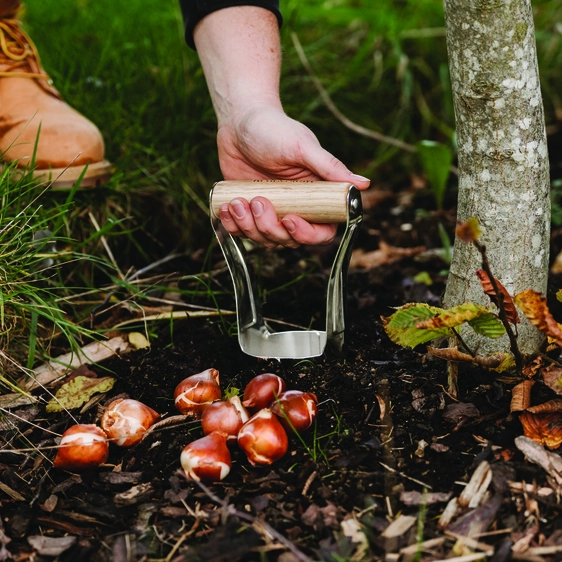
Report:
216,105,370,248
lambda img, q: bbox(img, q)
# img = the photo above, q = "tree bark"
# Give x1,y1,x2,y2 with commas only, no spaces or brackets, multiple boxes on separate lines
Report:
442,0,550,356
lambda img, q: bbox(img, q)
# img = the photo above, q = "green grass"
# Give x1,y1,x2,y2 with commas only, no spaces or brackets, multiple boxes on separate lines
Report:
0,0,560,370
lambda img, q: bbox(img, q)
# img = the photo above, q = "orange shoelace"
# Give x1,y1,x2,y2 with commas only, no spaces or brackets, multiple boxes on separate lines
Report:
0,18,60,98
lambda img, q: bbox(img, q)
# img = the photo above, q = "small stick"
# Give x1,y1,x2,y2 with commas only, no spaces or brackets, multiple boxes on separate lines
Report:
192,478,313,562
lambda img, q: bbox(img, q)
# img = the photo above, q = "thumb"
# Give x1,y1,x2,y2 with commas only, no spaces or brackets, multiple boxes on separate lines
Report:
304,144,371,190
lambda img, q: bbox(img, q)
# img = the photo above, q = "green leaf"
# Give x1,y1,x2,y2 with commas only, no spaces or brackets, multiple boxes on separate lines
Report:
417,140,453,209
413,271,433,286
46,375,115,413
468,313,506,338
383,302,503,349
383,303,451,348
224,386,240,400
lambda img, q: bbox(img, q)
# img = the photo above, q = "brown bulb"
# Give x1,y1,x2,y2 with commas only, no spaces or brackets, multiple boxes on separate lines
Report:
271,390,318,433
53,424,109,471
201,395,249,443
242,373,286,412
238,408,288,466
101,398,161,447
180,432,232,482
174,368,221,417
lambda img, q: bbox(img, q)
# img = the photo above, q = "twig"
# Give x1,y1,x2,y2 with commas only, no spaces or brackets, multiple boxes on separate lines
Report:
379,461,432,489
192,479,313,562
474,240,523,374
88,212,125,281
291,32,416,154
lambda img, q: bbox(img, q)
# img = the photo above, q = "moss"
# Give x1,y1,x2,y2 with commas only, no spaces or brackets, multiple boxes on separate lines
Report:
513,22,528,42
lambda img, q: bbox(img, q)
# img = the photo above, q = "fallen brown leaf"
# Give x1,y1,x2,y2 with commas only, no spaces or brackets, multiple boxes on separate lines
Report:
510,380,534,412
527,399,562,414
514,289,562,344
541,364,562,395
350,241,426,269
519,411,562,449
522,355,543,377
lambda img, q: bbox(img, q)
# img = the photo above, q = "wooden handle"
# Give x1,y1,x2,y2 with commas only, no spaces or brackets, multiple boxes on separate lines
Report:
210,180,356,224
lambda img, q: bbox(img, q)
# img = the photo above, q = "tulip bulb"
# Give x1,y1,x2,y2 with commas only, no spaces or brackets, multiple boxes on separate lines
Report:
238,409,288,466
201,395,249,443
174,368,221,417
101,398,161,447
242,373,286,412
271,390,318,433
53,424,109,471
180,432,231,482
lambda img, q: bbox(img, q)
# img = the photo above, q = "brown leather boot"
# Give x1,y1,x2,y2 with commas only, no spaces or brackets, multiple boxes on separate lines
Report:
0,8,111,188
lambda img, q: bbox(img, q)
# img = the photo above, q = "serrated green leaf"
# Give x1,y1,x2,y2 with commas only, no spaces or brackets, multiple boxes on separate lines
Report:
46,375,115,413
385,302,444,327
383,302,503,349
383,303,451,348
556,289,562,303
468,313,506,338
416,302,497,330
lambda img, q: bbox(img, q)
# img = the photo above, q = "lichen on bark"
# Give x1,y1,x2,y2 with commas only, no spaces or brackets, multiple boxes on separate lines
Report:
442,0,550,356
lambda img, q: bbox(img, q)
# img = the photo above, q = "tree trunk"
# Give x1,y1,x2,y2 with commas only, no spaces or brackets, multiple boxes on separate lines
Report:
442,0,550,356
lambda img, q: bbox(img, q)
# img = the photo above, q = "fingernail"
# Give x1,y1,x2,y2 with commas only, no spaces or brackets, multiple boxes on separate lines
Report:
282,218,295,233
251,200,264,217
231,199,245,219
350,173,370,182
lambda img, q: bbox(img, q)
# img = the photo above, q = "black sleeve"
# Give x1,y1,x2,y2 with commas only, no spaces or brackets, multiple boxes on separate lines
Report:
179,0,283,50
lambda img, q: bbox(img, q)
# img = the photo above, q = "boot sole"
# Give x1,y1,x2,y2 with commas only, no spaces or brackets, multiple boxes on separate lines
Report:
1,160,113,189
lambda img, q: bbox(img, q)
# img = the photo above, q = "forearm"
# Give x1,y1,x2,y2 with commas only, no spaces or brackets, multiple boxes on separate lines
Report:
193,6,284,128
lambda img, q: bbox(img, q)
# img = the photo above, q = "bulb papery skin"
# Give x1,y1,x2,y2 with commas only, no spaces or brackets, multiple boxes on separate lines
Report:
174,368,221,417
53,424,109,471
201,396,249,443
238,408,288,466
271,390,318,433
242,373,286,411
180,432,231,482
101,398,161,447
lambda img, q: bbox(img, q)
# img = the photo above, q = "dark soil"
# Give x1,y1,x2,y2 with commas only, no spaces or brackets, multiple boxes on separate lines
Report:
2,188,562,561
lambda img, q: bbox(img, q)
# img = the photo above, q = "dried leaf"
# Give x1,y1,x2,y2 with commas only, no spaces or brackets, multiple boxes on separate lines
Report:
427,346,473,362
510,380,534,413
527,400,562,414
128,332,150,350
514,289,562,344
456,217,481,243
350,241,426,269
514,436,562,488
474,353,512,370
427,347,510,370
45,376,115,413
442,403,480,425
340,518,369,560
519,411,562,449
523,356,543,377
416,303,505,339
28,536,76,557
541,364,562,395
476,270,519,324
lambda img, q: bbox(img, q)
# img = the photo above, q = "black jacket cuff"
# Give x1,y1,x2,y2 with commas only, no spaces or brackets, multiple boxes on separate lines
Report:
179,1,283,50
